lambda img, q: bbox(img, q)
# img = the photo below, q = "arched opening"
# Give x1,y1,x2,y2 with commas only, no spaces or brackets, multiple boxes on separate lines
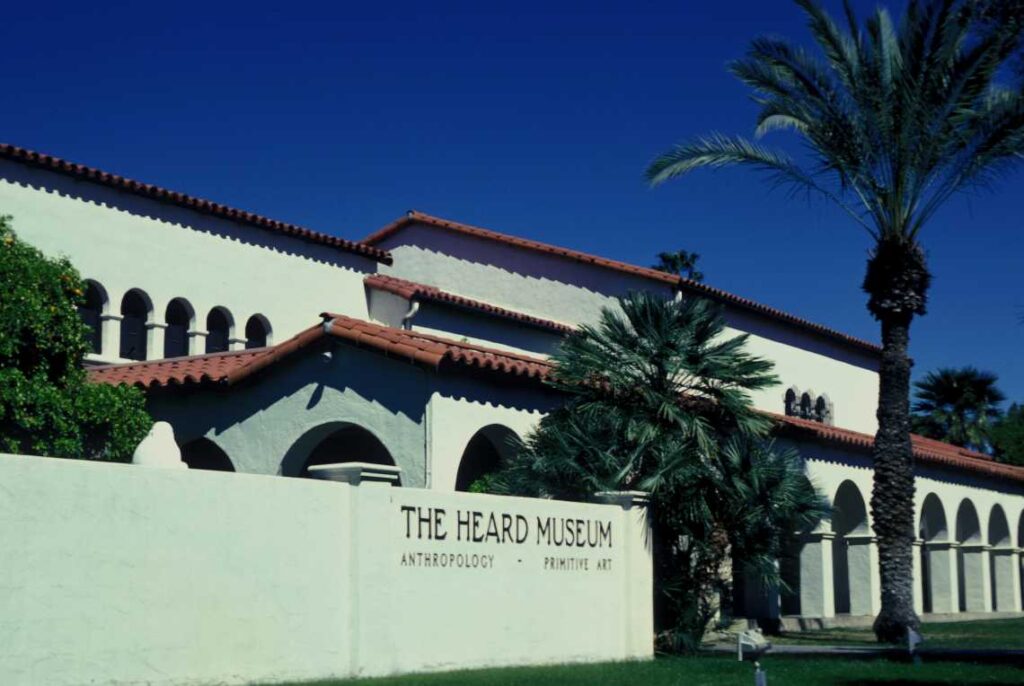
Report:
180,438,235,472
988,505,1013,611
77,280,106,354
119,289,151,361
206,307,233,354
164,298,194,358
955,499,983,612
814,395,833,425
784,388,799,417
831,480,871,615
918,494,949,613
245,314,271,349
799,392,814,420
285,423,398,482
455,424,520,492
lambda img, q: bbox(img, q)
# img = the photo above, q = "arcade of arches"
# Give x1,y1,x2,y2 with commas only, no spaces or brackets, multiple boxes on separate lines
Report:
768,477,1023,621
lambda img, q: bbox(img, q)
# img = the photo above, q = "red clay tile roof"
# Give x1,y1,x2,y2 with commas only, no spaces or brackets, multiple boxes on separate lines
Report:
365,274,575,334
0,143,391,264
88,316,1023,483
321,313,553,381
772,413,1024,485
87,314,552,390
364,211,882,355
85,325,325,390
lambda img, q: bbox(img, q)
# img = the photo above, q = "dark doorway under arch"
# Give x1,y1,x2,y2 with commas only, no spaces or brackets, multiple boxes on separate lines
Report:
180,438,235,472
455,425,519,492
298,424,398,481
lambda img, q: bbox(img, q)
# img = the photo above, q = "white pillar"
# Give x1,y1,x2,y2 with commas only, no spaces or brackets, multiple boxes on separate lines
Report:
912,539,924,615
924,541,959,614
145,321,166,362
189,329,208,356
959,543,992,613
990,547,1021,612
228,336,247,352
797,531,835,618
594,491,653,659
845,534,876,616
98,313,121,360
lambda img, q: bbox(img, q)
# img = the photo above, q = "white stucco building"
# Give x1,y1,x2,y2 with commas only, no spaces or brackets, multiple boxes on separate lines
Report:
2,143,1021,624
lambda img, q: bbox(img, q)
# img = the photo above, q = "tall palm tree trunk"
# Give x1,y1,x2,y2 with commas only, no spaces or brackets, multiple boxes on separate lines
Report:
864,239,929,641
871,318,920,641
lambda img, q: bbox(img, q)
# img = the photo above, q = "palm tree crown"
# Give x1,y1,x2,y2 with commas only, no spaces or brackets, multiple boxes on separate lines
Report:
912,366,1005,450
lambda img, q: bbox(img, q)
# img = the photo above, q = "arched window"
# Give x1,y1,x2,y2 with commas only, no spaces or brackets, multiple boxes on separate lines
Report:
77,280,106,354
455,425,520,492
814,395,833,425
164,298,194,358
206,307,233,354
799,392,814,420
244,314,271,349
180,437,235,472
119,289,151,361
784,388,799,417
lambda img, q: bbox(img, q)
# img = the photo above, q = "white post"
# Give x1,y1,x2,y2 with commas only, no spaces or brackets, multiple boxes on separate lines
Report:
98,313,121,360
594,491,653,660
912,539,924,615
959,543,992,613
146,321,166,362
309,462,401,677
924,541,959,614
228,336,248,352
989,547,1021,612
844,534,876,616
188,328,208,356
797,531,835,618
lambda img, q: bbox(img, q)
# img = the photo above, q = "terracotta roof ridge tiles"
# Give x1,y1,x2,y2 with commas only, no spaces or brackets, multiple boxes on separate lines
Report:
320,313,555,378
364,210,882,355
0,143,392,264
364,273,575,334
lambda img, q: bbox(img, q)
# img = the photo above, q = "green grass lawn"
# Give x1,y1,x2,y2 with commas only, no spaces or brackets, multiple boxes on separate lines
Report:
265,654,1023,686
769,616,1024,649
260,619,1024,686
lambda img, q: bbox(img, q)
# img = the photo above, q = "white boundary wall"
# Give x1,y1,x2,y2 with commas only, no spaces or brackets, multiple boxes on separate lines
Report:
0,454,653,686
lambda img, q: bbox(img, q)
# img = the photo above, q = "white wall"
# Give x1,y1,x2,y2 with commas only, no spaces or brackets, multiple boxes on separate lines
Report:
0,454,653,686
379,223,881,434
0,161,377,363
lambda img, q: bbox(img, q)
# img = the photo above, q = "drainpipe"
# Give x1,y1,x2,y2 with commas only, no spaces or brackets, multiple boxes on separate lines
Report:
401,299,421,330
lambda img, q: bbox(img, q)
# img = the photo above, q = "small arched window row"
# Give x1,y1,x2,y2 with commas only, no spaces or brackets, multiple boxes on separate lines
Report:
164,297,195,358
784,387,834,425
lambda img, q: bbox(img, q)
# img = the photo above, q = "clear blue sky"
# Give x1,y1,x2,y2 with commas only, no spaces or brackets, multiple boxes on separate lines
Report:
4,1,1022,401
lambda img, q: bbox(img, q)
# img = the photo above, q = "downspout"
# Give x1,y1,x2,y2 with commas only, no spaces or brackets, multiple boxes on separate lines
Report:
401,299,421,330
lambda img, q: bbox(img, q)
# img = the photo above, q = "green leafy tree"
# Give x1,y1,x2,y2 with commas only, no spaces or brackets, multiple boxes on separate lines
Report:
645,0,1024,642
653,249,704,282
912,367,1005,451
492,293,825,651
992,403,1024,466
0,216,151,460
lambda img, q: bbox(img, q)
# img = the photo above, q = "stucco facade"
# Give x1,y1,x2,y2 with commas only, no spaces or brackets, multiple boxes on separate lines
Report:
3,144,1023,626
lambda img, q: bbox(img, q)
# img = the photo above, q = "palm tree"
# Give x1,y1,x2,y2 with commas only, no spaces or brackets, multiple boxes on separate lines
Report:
653,249,705,282
645,1,1024,641
912,367,1005,450
494,293,825,650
